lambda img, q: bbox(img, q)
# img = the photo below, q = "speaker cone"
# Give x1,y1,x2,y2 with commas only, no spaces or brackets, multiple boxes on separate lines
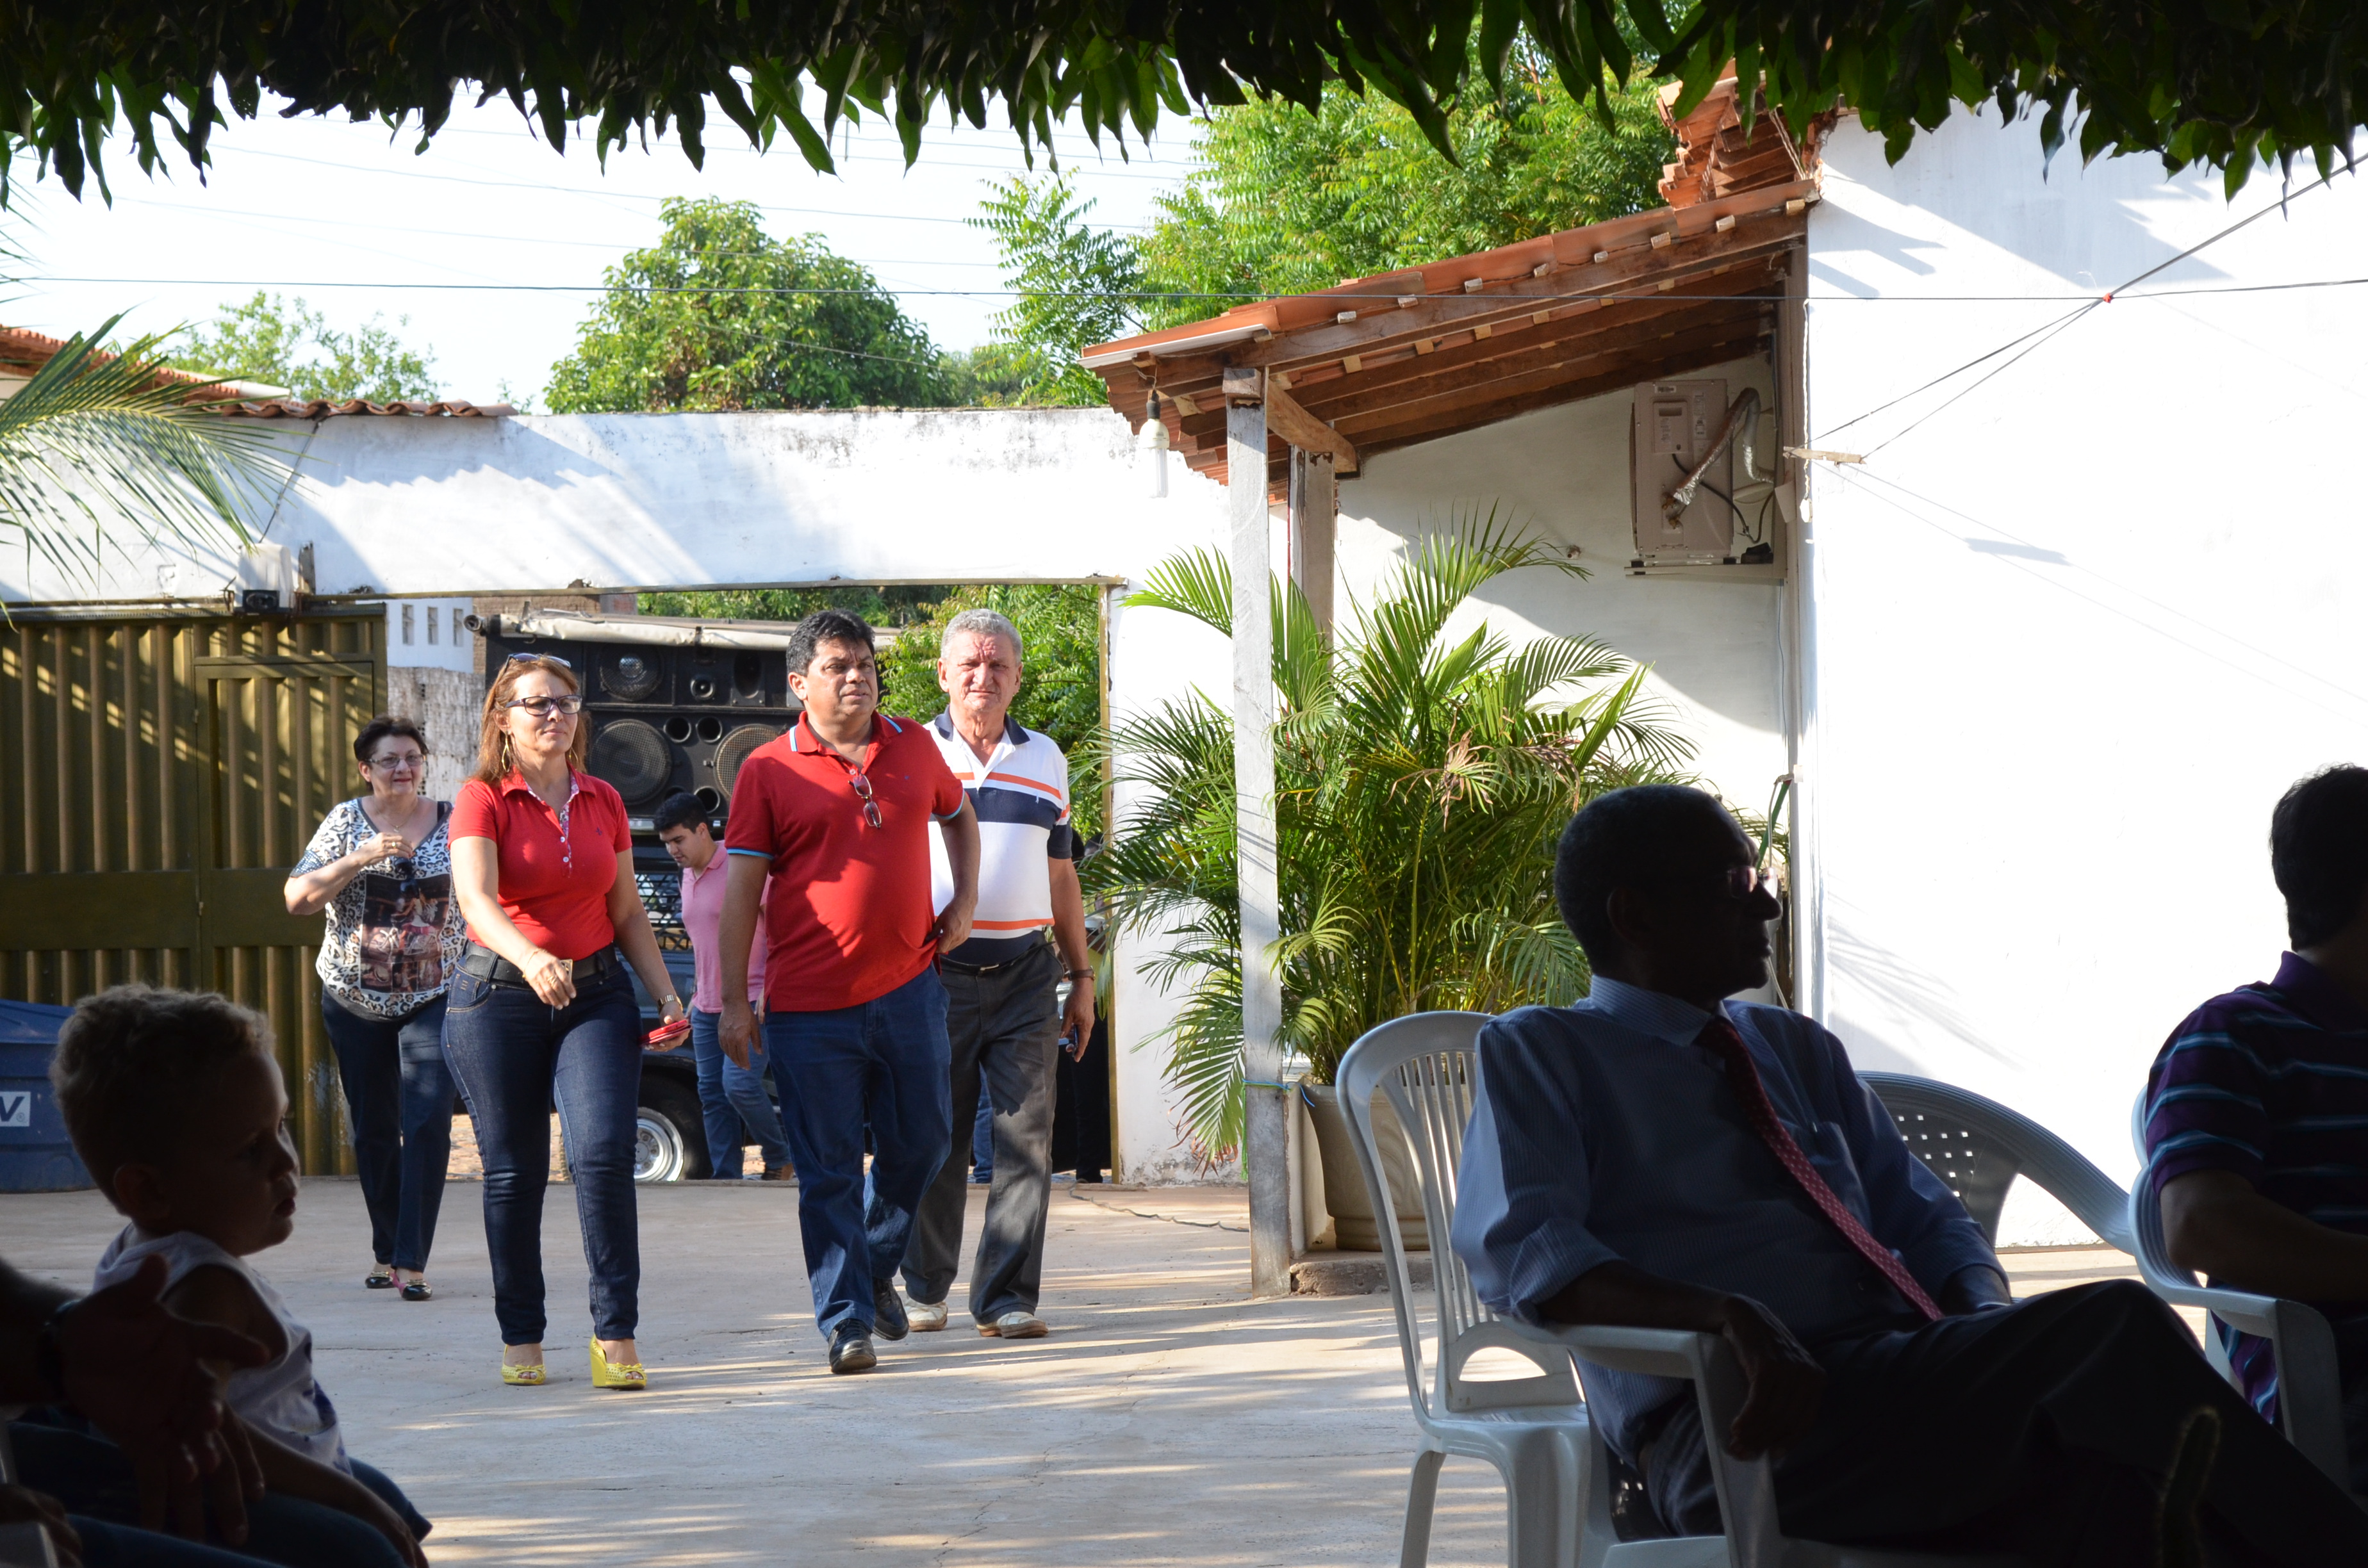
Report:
716,724,784,797
587,718,675,805
601,651,662,703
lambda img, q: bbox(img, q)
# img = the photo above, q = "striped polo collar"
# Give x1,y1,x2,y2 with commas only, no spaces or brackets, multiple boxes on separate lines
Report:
2268,951,2368,1033
930,711,1028,747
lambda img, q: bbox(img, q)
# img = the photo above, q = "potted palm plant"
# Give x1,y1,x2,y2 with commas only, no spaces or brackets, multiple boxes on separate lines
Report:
1090,513,1694,1248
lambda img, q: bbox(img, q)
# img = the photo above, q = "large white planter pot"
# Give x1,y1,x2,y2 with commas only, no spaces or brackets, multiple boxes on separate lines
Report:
1300,1079,1429,1252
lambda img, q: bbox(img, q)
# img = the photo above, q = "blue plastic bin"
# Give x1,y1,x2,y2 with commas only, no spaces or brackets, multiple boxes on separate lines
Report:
0,999,92,1191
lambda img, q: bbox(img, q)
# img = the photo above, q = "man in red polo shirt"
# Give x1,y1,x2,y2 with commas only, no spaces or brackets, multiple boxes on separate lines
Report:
719,608,979,1374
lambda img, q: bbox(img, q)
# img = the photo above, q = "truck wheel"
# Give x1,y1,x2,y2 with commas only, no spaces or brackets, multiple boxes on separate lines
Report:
634,1079,710,1182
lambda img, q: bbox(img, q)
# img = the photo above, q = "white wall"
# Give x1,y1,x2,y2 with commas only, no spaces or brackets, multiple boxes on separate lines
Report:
1803,112,2368,1208
1,405,1231,1184
1335,358,1794,831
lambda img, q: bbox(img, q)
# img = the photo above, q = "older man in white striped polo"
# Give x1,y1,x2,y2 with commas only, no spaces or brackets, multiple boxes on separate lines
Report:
900,608,1096,1339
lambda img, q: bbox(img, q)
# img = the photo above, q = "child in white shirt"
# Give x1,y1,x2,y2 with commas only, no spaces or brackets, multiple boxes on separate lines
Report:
51,985,431,1567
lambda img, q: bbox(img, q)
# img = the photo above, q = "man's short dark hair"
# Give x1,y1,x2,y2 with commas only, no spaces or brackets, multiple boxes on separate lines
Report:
653,790,709,835
1554,785,1740,964
2271,765,2368,947
786,608,876,676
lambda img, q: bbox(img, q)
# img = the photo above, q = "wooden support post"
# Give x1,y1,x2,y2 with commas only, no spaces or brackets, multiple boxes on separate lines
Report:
1224,366,1292,1301
1289,450,1337,635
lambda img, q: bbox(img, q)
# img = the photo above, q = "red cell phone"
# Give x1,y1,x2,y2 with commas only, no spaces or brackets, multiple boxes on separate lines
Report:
645,1017,691,1050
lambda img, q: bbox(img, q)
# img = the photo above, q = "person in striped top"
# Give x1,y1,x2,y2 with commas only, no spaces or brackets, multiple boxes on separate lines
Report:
2144,764,2368,1490
898,609,1096,1341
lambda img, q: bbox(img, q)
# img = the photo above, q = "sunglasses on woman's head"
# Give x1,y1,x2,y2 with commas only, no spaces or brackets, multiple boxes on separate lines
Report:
505,694,584,717
505,652,573,669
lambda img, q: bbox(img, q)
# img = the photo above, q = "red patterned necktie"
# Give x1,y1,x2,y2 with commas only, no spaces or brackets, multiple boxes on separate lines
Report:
1696,1013,1943,1322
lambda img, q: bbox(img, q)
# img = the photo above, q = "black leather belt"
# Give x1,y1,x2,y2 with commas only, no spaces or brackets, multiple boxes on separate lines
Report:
461,943,618,986
939,942,1052,977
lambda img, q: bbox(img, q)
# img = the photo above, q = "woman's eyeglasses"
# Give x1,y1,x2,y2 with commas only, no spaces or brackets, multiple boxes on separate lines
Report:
505,652,573,669
505,694,584,717
848,772,883,829
366,753,427,772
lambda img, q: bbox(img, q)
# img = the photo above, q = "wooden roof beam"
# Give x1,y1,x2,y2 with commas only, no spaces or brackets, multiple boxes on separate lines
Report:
1144,249,1793,425
1090,197,1807,397
1160,266,1786,445
1346,330,1773,455
1262,386,1359,474
1296,306,1774,430
1329,318,1774,442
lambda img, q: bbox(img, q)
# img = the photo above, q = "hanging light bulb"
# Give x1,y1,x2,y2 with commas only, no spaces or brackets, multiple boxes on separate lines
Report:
1139,391,1170,498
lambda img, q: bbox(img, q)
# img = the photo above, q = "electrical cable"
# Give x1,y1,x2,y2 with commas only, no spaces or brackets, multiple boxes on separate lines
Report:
212,146,1158,229
1816,172,2341,452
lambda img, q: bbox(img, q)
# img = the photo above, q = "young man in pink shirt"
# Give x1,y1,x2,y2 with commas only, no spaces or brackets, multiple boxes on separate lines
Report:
655,792,793,1182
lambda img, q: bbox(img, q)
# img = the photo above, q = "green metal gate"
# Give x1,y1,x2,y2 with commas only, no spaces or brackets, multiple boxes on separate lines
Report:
0,607,386,1172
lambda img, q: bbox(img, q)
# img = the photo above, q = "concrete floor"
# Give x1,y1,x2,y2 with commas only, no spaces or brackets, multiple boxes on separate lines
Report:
4,1180,2164,1567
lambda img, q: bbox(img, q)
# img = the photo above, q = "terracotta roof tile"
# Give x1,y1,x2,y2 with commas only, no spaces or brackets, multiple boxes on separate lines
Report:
0,323,507,416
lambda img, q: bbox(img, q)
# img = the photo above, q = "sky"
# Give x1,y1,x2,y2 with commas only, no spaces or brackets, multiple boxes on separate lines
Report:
6,95,1204,404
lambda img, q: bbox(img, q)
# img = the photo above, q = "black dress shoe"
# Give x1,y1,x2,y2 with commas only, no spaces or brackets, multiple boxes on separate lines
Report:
873,1279,909,1341
829,1326,877,1375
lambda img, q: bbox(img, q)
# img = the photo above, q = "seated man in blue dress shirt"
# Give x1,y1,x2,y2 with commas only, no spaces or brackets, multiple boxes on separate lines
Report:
1451,784,2367,1566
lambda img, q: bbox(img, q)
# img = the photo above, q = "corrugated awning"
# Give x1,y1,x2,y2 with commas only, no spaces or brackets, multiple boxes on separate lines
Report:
1081,77,1828,490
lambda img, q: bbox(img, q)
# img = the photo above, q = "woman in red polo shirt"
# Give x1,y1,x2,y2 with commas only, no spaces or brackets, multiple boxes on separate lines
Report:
443,653,685,1391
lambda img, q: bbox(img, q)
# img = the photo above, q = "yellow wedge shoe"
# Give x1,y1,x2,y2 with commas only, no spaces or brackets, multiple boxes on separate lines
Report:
500,1361,546,1387
589,1337,646,1391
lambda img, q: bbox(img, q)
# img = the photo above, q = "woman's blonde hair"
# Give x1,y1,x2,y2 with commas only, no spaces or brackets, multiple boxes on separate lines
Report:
472,655,589,785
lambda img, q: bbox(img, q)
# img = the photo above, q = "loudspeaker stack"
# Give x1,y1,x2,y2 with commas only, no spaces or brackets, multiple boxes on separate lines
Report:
482,631,797,827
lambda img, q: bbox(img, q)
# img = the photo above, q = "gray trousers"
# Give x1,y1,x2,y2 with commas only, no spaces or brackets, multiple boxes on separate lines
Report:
902,942,1062,1319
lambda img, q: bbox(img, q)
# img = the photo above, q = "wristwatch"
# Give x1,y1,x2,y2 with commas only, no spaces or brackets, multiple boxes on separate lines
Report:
1065,968,1095,982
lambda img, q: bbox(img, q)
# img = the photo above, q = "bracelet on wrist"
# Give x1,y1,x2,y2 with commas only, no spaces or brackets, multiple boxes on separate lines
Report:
1065,968,1095,982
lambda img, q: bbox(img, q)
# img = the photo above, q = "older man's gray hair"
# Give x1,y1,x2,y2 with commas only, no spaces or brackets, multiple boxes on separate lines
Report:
941,608,1023,662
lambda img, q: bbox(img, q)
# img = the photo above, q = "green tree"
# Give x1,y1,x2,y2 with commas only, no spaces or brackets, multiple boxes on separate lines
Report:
1138,48,1673,322
971,52,1672,371
873,584,1106,839
937,343,1033,408
971,176,1147,404
171,292,438,402
545,197,950,412
1087,514,1693,1157
639,585,946,628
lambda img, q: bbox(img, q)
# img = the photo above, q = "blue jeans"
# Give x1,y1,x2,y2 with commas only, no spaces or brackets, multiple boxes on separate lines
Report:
320,991,454,1272
440,959,641,1344
691,1006,792,1177
764,965,951,1339
12,1417,430,1568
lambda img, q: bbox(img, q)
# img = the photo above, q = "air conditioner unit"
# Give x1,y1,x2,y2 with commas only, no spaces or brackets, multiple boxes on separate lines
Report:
1631,379,1733,566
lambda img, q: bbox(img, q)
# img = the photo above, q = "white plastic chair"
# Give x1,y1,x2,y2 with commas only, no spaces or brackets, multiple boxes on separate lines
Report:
1338,1016,2028,1568
1338,1012,1595,1568
1857,1074,2134,1254
2125,1094,2353,1492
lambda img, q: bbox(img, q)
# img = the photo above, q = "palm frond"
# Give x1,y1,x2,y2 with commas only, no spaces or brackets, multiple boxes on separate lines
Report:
1124,548,1233,634
1102,506,1705,1131
0,318,291,585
